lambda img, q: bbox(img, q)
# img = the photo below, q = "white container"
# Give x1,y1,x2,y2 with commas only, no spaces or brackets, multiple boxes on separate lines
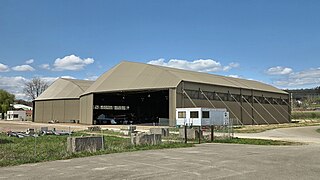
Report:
176,108,229,126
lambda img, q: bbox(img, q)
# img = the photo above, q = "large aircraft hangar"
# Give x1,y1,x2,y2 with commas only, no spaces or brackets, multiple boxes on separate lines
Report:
34,61,291,126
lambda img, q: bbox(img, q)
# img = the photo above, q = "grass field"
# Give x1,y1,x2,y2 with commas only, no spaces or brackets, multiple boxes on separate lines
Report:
207,137,300,146
233,121,320,133
0,132,192,167
292,111,320,119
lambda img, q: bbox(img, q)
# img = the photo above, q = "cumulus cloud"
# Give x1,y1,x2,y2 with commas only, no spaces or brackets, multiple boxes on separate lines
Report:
228,74,241,78
25,59,34,64
84,75,99,81
61,76,76,79
53,54,94,71
39,64,50,70
223,62,240,71
147,58,239,73
272,68,320,88
12,65,35,71
266,66,293,75
40,77,58,84
0,76,27,99
0,63,10,72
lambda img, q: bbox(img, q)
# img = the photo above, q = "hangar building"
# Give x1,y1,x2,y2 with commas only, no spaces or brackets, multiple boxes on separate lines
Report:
34,61,291,126
34,78,94,123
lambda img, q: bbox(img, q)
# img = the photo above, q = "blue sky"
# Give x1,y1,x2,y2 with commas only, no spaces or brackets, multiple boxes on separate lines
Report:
0,0,319,99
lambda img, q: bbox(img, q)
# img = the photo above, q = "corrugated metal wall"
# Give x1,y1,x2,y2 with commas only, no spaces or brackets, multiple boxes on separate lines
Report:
79,94,93,124
34,99,80,123
174,81,290,125
169,88,176,126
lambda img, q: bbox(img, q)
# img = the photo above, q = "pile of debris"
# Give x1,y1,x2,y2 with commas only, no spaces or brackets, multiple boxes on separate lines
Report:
6,127,72,138
6,128,38,138
40,127,71,136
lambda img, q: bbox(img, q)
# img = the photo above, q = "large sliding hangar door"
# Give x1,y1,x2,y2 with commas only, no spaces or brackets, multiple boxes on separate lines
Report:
92,90,169,125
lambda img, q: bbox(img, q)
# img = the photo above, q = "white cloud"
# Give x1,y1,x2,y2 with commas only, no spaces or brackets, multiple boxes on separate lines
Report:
25,59,34,64
84,75,99,81
228,74,240,78
53,54,94,71
61,76,75,79
223,62,240,71
12,65,35,72
0,76,27,99
0,63,10,72
39,64,51,70
40,77,60,84
273,68,320,88
266,66,293,75
147,58,239,73
229,62,240,68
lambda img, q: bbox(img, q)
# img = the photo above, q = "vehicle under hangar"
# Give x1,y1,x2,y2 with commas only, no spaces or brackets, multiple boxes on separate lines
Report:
34,61,291,126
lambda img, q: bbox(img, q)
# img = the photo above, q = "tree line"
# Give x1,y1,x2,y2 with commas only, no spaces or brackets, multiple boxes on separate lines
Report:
0,77,48,118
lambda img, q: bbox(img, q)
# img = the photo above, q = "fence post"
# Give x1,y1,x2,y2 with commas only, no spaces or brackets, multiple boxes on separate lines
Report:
101,126,104,150
34,134,37,157
211,125,214,142
184,125,187,144
198,126,201,144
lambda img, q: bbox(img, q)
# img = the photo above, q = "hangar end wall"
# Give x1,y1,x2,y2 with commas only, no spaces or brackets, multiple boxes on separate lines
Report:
79,94,93,125
34,99,80,123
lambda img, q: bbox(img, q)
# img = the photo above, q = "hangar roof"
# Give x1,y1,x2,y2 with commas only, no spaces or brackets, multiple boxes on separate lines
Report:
83,61,287,95
35,78,94,100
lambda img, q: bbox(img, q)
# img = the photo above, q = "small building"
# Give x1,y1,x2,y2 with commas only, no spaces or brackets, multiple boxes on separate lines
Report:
176,108,229,126
13,104,32,110
7,111,26,121
26,110,33,121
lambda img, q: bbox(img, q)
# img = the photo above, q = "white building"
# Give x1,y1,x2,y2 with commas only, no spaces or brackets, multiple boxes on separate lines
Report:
176,108,229,126
7,111,26,121
13,104,32,110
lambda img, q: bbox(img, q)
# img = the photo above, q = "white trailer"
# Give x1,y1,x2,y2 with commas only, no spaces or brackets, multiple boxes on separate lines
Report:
176,108,229,126
7,111,26,121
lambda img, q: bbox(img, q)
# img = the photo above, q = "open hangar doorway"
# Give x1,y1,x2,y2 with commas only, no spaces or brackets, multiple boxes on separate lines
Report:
92,90,169,125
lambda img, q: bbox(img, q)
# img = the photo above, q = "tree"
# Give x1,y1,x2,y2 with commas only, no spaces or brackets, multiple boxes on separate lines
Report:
23,77,49,100
0,89,15,119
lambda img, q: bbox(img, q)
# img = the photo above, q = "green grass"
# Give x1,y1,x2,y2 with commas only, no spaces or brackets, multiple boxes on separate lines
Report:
168,127,180,132
85,129,125,137
0,133,192,167
234,122,320,133
207,137,300,146
292,111,320,119
161,131,299,146
316,129,320,133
